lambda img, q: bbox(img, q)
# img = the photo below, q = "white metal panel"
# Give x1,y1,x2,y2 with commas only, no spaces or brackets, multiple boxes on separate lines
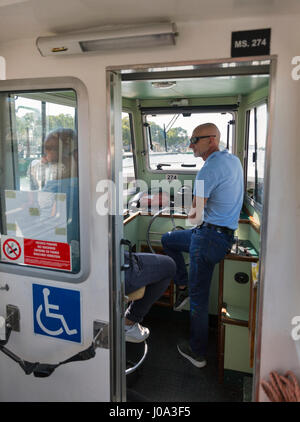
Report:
0,0,300,43
0,76,111,401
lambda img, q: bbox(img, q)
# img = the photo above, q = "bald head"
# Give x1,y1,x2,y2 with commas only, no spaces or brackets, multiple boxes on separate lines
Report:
190,122,221,160
193,123,220,144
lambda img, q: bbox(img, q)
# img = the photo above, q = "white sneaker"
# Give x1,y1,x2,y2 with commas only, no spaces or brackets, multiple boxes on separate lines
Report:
125,323,150,343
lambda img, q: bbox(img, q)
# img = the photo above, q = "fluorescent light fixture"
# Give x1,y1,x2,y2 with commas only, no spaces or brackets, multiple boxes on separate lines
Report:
36,23,177,57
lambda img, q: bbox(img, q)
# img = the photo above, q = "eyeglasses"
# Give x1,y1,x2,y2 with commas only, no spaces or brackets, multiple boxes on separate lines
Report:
190,135,216,145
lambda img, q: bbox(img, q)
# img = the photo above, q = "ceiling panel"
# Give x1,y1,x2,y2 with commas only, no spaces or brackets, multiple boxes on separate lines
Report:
122,75,269,99
0,0,300,43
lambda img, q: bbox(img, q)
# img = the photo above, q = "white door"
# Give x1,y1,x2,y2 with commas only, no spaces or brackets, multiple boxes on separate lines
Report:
0,77,112,401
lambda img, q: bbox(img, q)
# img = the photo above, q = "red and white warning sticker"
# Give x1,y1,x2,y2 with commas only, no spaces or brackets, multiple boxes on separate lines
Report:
1,235,71,271
24,239,71,271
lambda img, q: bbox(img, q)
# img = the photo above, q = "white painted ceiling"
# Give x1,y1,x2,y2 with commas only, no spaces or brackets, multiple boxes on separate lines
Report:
0,0,300,43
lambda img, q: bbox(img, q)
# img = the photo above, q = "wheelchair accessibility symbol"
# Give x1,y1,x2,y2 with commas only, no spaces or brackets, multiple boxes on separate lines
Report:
32,284,81,343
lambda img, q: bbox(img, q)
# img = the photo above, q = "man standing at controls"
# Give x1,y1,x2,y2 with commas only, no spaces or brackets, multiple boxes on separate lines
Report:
161,123,243,368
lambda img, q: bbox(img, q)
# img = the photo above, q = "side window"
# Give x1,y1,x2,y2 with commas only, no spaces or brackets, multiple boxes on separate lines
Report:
245,102,267,207
122,111,137,192
0,90,80,273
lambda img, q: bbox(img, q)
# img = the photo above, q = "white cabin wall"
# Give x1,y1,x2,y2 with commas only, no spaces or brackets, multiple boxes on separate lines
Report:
0,14,300,401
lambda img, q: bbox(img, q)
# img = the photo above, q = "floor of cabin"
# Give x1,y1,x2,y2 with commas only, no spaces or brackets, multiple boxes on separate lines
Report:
126,306,252,402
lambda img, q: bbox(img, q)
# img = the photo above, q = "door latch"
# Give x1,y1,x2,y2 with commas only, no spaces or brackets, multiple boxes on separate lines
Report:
93,321,109,349
0,305,20,343
6,305,20,332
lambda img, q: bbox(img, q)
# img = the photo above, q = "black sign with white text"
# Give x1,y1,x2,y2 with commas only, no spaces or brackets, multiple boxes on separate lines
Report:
231,28,271,57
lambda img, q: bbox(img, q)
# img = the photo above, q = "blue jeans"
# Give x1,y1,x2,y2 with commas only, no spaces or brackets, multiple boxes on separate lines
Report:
124,252,176,323
161,227,234,356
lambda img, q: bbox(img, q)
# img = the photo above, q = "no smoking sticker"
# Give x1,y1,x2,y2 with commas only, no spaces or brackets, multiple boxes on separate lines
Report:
1,236,24,263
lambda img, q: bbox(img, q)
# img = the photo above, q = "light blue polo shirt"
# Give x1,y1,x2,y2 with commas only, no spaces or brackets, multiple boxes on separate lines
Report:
193,150,244,230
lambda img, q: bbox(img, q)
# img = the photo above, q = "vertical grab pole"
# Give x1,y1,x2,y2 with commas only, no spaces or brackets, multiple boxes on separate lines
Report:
107,70,126,402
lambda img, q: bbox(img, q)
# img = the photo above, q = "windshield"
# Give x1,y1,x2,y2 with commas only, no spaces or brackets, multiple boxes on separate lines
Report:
145,111,234,171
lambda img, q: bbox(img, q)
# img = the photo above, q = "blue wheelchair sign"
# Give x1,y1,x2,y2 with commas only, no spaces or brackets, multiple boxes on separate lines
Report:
33,284,81,343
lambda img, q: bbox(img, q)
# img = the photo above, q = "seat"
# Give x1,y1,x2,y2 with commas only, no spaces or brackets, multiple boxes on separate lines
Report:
124,286,148,377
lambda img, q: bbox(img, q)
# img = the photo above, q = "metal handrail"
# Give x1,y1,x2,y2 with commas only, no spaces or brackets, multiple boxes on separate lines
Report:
125,341,148,375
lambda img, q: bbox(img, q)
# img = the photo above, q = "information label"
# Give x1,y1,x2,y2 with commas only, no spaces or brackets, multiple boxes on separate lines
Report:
231,28,271,57
166,174,178,181
24,239,71,271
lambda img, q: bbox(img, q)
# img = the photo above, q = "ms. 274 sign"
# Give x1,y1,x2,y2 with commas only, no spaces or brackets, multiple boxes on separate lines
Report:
231,28,271,57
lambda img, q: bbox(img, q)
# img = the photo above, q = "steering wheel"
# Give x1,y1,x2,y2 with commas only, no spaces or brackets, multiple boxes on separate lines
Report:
146,202,187,254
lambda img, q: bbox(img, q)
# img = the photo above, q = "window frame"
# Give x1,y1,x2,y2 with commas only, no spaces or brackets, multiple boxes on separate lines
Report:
142,107,237,175
0,77,90,283
244,99,268,213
